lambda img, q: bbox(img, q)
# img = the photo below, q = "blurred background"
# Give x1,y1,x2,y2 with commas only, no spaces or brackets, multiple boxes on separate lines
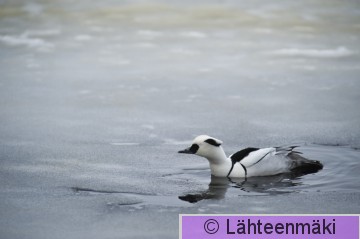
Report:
1,0,360,238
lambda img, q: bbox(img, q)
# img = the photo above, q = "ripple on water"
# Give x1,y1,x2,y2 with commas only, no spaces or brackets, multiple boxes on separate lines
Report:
269,46,353,58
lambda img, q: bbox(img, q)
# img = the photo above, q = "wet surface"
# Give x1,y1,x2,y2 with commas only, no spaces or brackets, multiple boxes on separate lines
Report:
1,0,360,238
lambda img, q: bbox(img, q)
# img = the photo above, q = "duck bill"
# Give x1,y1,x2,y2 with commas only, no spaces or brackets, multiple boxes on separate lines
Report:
178,147,194,154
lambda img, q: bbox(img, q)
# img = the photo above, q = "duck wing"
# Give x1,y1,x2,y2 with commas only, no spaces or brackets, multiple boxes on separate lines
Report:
230,147,276,168
275,146,302,155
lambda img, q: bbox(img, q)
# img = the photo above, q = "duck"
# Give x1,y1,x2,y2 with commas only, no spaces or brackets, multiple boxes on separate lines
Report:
178,135,323,178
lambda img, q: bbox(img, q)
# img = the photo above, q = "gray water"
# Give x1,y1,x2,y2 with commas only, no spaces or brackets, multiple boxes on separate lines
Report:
1,0,360,238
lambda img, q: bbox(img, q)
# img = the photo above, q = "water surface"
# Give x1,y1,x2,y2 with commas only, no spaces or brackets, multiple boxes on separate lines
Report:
1,0,360,238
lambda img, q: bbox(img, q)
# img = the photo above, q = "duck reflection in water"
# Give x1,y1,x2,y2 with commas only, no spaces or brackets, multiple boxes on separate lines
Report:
178,171,311,203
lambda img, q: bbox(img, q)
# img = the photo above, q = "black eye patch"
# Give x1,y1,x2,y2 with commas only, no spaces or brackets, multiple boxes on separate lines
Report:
204,138,221,147
189,144,200,153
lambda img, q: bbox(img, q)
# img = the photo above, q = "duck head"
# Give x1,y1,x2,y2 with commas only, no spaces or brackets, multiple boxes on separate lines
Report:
178,135,227,164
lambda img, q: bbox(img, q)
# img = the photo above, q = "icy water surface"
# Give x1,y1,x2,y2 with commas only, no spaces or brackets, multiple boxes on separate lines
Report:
1,0,360,238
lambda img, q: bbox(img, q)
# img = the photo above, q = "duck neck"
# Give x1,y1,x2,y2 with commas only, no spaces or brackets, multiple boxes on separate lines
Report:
206,146,228,165
206,146,232,177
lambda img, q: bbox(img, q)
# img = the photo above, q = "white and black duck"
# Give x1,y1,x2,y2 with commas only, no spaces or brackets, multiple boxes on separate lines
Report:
178,135,323,178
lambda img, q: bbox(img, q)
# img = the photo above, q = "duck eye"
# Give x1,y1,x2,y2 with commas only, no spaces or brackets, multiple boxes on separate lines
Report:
189,144,199,153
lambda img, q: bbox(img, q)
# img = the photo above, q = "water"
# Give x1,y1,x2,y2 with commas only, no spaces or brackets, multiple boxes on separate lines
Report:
1,0,360,238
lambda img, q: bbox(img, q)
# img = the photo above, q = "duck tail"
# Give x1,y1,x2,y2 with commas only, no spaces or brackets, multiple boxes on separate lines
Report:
288,153,323,174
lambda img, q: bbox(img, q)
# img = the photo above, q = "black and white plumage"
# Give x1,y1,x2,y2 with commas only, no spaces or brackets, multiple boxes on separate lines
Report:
178,135,323,178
